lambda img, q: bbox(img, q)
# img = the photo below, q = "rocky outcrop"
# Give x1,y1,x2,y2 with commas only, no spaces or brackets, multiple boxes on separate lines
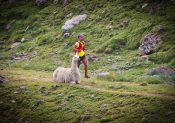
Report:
62,14,87,30
149,67,175,77
139,27,164,55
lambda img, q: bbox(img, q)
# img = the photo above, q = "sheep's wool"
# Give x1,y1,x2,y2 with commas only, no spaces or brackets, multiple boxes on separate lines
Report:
53,55,81,84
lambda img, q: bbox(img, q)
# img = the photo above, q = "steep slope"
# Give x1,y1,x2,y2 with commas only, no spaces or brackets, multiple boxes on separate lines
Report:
0,0,175,83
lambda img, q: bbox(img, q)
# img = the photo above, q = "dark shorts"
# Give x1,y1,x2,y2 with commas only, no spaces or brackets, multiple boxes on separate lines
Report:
79,55,86,61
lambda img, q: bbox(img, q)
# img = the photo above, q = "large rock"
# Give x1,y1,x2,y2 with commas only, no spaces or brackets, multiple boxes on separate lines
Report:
139,28,164,55
149,67,175,77
62,14,87,30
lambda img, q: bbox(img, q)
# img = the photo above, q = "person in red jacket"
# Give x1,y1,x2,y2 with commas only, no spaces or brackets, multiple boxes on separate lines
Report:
74,34,90,78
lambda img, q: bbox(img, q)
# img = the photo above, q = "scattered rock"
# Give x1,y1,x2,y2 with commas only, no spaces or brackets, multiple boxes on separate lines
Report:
0,75,5,83
56,101,68,110
66,13,73,18
149,66,175,77
96,72,110,77
10,38,25,49
142,3,148,8
12,51,37,60
53,0,59,4
36,0,47,6
139,29,162,55
57,93,64,97
63,32,70,37
32,100,44,108
120,18,129,27
40,90,49,95
12,52,28,60
21,38,25,42
11,42,21,49
106,24,113,29
62,14,87,30
14,91,18,94
20,86,28,91
11,100,16,103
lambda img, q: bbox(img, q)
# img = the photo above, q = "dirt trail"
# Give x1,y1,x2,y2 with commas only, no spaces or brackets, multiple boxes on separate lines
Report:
1,68,175,100
78,85,175,100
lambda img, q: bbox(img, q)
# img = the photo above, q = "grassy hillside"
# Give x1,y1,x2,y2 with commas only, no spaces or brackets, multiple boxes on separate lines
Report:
1,68,175,123
0,0,175,83
0,0,175,122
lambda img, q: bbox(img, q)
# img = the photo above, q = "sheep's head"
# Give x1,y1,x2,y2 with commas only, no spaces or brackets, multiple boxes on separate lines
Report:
72,55,79,62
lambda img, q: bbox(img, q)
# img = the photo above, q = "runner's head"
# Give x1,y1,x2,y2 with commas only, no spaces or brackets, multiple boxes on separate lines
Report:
78,34,84,41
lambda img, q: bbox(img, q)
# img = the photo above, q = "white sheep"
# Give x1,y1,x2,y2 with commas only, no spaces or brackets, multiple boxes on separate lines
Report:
53,55,81,84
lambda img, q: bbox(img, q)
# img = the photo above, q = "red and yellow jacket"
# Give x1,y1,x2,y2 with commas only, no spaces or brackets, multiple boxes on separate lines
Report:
74,41,85,57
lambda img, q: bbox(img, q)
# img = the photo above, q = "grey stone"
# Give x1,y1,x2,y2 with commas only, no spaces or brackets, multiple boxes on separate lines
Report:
149,67,175,77
32,100,44,108
11,100,16,103
57,93,64,97
0,75,5,83
11,42,21,49
97,72,110,77
139,32,161,55
36,0,47,6
53,0,59,4
142,3,148,8
63,32,70,37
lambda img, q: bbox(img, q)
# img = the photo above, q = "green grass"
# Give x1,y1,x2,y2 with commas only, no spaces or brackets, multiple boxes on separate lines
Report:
0,0,174,91
0,68,175,123
0,0,175,122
